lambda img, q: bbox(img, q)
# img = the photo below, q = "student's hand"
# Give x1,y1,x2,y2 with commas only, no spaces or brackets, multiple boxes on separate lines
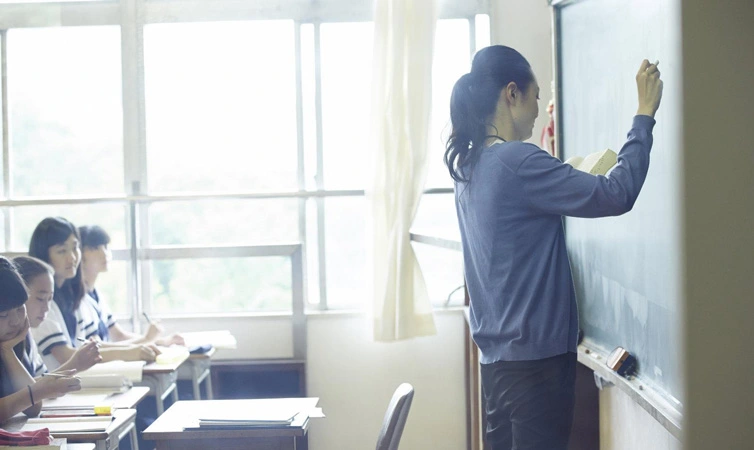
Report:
68,340,102,372
156,333,185,347
636,59,664,117
0,317,30,352
33,370,81,400
145,343,162,356
133,344,158,362
143,322,164,342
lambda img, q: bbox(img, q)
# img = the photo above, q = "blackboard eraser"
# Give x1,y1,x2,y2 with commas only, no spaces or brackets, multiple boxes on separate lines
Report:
607,346,637,377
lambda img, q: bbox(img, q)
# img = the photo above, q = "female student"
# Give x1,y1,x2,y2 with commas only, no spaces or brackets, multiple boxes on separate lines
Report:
445,46,663,449
13,255,102,375
28,217,159,371
0,256,80,422
79,225,184,347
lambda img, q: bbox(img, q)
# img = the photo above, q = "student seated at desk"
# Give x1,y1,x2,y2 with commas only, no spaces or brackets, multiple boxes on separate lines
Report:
79,225,184,347
14,256,103,376
28,217,161,371
0,256,81,422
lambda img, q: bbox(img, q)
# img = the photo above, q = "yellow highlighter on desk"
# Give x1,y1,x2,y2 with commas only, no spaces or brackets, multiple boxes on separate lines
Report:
40,403,113,418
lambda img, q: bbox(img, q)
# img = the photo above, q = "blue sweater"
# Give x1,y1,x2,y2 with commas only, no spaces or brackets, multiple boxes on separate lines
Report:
456,115,655,363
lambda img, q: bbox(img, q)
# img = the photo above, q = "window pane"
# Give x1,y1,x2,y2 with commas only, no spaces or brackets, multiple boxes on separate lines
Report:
149,257,292,314
413,242,464,306
320,22,373,190
11,204,127,252
94,260,130,317
324,196,365,308
144,21,298,193
0,211,5,252
305,197,320,305
8,26,123,197
148,199,298,246
0,32,3,197
427,19,470,189
0,0,106,3
475,14,491,51
412,193,459,238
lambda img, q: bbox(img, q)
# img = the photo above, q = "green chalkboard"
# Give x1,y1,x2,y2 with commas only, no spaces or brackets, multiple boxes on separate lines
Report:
554,0,683,406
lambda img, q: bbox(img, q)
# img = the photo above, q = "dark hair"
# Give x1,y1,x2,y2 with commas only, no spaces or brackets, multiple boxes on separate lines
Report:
0,256,29,313
13,255,54,287
78,225,111,249
444,45,534,182
28,217,86,310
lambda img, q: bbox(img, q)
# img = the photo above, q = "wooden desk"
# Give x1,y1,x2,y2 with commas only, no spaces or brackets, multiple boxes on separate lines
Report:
138,354,189,415
2,409,138,450
144,398,319,450
176,348,215,400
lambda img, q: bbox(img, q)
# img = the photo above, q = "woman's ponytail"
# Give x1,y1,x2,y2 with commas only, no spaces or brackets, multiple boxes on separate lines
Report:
444,45,534,184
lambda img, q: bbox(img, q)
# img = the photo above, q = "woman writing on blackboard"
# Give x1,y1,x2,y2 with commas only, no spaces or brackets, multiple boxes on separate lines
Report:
446,45,662,450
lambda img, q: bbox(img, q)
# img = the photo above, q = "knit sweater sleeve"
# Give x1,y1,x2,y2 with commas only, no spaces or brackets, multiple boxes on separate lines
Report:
515,115,655,218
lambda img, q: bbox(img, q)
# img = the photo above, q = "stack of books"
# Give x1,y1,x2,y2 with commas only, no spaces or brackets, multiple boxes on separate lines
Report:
190,408,301,430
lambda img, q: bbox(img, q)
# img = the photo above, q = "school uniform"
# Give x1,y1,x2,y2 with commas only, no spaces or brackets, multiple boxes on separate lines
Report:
31,291,98,371
0,335,46,398
85,290,115,341
456,115,655,449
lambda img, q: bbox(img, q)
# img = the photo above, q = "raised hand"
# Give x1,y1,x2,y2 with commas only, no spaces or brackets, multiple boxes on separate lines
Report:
636,59,664,117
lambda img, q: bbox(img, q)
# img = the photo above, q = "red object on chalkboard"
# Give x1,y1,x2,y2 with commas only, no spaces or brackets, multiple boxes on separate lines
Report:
541,100,556,156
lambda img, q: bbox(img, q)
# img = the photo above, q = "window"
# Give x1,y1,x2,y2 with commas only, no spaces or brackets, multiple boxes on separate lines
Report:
149,257,291,314
144,21,298,193
0,0,486,317
7,26,123,198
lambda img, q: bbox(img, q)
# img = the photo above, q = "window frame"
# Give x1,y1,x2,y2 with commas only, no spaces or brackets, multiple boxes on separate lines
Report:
0,0,484,325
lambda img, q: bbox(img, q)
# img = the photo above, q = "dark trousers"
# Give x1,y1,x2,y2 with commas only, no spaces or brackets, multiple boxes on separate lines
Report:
480,352,577,450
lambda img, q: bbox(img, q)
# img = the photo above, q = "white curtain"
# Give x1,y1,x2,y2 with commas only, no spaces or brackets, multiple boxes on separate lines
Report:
367,0,438,341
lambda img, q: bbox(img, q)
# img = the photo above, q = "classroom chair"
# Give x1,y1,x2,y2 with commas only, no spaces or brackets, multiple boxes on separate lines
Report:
375,383,415,450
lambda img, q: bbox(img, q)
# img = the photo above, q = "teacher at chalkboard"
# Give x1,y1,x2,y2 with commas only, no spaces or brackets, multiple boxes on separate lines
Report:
445,45,663,450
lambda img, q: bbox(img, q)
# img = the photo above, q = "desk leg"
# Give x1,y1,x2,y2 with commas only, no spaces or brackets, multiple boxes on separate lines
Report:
130,423,140,450
295,435,308,450
204,372,214,400
192,367,201,400
155,389,164,416
172,384,179,404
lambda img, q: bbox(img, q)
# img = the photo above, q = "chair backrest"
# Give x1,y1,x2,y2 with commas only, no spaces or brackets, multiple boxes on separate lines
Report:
375,383,415,450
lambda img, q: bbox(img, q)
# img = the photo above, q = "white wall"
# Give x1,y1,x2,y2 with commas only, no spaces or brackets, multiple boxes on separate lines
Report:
490,0,554,147
307,311,466,450
599,387,681,450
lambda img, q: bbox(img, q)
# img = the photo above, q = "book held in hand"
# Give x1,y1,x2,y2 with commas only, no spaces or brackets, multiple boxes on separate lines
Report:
564,148,618,175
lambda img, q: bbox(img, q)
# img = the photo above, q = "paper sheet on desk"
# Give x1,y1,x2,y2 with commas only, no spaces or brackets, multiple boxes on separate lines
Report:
77,360,146,382
21,416,113,433
154,346,190,364
43,393,114,409
181,330,237,349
